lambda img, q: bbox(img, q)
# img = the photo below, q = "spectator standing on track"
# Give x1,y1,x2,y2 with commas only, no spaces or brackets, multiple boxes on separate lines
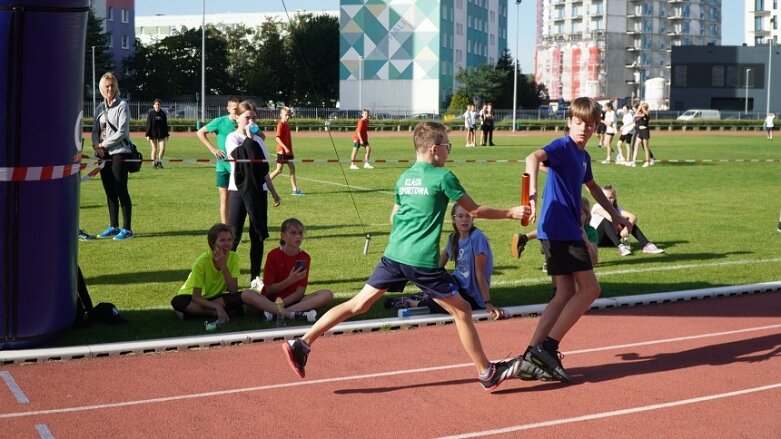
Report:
463,103,478,147
590,185,664,256
479,102,496,146
384,203,506,320
224,100,281,288
283,121,530,390
269,107,304,195
170,223,281,322
145,99,169,169
350,109,374,169
197,95,244,224
260,218,334,322
512,97,630,383
92,72,134,241
763,112,775,140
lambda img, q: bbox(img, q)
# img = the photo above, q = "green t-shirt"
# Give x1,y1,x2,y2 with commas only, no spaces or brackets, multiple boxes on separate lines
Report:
178,251,240,299
204,115,238,173
384,162,466,268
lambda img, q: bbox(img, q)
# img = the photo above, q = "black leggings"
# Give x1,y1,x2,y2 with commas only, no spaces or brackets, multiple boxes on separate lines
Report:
100,153,132,230
595,219,650,247
227,191,266,280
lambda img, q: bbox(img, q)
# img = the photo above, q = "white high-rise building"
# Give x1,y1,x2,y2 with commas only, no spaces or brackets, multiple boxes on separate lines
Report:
535,0,721,107
744,0,779,45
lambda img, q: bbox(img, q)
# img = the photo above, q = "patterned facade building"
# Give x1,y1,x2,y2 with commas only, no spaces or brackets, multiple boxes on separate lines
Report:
535,0,721,107
91,0,136,72
339,0,508,113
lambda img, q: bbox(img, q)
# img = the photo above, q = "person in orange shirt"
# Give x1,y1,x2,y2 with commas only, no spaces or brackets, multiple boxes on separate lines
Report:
269,107,304,195
350,109,374,170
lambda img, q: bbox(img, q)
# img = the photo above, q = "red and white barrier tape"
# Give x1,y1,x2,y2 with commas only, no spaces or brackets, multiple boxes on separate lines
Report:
0,163,86,182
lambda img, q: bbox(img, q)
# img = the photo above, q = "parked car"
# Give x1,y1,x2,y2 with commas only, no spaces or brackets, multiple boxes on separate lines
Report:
677,109,721,120
403,113,440,120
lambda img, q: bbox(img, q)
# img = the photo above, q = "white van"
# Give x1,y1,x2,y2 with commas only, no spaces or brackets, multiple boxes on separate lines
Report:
677,109,721,120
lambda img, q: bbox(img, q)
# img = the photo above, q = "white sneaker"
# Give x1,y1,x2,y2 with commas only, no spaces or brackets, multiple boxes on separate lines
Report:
642,243,664,254
350,164,359,170
363,162,374,169
250,276,264,292
600,159,611,164
642,162,651,168
304,310,317,322
616,154,624,163
263,311,274,322
618,244,631,256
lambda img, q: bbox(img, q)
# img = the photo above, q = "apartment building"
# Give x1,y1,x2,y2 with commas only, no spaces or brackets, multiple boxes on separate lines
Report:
91,0,135,72
535,0,721,108
744,0,779,45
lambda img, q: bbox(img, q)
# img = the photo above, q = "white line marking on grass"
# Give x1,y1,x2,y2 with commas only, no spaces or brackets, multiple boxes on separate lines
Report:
436,382,781,438
0,371,29,404
0,323,778,419
296,176,395,195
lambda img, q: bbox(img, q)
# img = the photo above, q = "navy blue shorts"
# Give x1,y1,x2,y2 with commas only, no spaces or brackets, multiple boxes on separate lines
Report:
367,257,459,299
540,240,592,276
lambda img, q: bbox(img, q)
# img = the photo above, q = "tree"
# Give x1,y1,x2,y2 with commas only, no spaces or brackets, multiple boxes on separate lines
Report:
254,19,292,105
454,64,508,105
285,13,339,106
84,7,113,98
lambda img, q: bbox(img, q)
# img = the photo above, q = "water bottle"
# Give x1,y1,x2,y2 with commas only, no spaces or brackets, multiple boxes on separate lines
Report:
248,123,260,134
275,297,286,327
398,306,430,318
204,319,226,331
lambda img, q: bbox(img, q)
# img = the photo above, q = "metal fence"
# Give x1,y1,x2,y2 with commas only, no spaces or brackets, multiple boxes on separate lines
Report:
82,101,769,121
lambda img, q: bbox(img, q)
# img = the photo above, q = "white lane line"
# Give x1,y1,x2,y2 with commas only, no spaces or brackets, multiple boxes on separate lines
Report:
296,175,395,195
36,424,55,439
0,323,778,419
0,371,29,404
436,382,781,439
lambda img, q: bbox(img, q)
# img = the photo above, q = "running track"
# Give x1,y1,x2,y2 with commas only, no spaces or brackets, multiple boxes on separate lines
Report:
1,292,779,438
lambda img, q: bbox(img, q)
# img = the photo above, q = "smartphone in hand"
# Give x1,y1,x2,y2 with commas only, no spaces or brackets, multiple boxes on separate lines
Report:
294,260,307,271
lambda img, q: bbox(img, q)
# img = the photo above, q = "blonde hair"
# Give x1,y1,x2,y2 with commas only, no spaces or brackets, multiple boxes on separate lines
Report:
99,72,120,98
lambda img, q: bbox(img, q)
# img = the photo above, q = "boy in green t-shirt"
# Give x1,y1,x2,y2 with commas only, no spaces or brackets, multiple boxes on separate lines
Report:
283,122,530,391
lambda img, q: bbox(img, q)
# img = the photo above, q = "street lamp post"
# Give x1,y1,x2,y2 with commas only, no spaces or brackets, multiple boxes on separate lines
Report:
358,55,364,110
745,68,751,114
512,0,523,132
201,0,206,123
766,39,773,115
91,45,96,114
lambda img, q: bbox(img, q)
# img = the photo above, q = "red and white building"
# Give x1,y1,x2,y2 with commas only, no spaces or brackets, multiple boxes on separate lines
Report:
535,0,721,106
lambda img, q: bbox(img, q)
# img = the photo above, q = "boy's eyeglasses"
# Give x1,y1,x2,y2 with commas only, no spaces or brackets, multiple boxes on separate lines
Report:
434,142,452,152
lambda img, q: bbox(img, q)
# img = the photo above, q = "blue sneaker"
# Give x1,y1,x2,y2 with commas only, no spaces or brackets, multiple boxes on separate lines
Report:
113,229,134,240
97,226,120,239
291,189,305,196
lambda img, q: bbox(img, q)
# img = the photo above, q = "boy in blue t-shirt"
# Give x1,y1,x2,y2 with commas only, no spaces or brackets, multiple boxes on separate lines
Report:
516,97,630,382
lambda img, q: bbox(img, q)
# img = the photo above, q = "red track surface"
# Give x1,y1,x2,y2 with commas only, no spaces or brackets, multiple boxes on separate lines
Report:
2,292,780,438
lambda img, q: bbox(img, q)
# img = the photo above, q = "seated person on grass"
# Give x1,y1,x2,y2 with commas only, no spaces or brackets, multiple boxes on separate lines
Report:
259,218,334,322
384,204,506,320
171,223,283,323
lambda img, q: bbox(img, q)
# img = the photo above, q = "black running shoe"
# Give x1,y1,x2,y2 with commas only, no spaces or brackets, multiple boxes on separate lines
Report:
283,339,310,378
78,229,96,241
479,358,522,391
512,233,529,259
383,296,408,310
527,344,571,382
515,350,555,381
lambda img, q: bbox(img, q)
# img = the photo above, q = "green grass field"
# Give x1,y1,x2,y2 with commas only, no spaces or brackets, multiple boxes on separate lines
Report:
62,129,781,347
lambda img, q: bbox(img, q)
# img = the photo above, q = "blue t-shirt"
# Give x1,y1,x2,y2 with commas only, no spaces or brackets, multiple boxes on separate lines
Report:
538,136,593,241
445,229,492,308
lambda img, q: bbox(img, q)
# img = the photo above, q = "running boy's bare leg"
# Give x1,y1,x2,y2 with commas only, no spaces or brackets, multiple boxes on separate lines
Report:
301,284,386,346
432,295,490,373
527,275,576,346
547,270,600,341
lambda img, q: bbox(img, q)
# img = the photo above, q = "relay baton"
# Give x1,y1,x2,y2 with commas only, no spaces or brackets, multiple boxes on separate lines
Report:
521,173,530,226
